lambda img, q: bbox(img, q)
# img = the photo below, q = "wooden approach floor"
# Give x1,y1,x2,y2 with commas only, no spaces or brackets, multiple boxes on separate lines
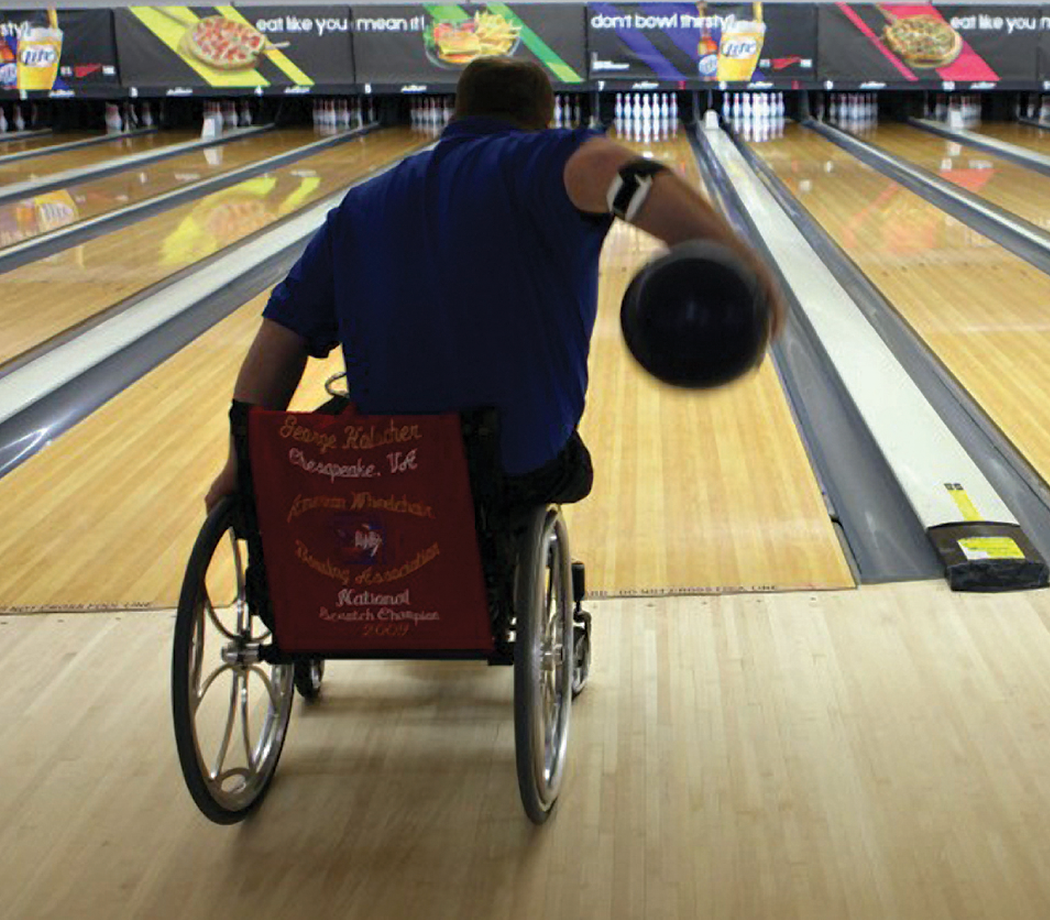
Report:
863,122,1050,231
750,124,1050,500
0,129,850,610
0,128,320,251
4,581,1050,919
0,127,428,369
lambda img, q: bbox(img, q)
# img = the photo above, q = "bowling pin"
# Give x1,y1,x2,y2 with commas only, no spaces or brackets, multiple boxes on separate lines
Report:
0,106,6,133
15,105,26,132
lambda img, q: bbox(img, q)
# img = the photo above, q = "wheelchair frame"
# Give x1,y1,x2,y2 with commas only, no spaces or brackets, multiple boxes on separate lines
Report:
171,394,592,826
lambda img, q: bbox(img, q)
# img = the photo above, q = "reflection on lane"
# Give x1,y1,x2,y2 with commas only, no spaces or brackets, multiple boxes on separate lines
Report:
761,128,999,269
0,131,97,154
857,123,1050,231
0,130,199,186
748,124,1050,487
0,128,319,249
0,128,430,369
157,170,323,266
973,122,1050,157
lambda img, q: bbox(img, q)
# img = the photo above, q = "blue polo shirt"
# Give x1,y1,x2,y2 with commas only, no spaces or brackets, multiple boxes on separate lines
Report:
263,118,612,476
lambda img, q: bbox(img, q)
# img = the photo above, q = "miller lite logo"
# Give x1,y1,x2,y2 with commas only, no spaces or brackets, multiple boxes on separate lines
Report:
722,38,758,59
19,45,57,67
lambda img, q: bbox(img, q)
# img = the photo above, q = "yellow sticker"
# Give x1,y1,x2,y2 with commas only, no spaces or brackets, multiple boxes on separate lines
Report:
958,537,1025,561
945,483,981,521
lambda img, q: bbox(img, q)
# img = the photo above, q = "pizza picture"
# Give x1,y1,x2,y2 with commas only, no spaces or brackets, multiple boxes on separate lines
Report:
882,14,962,68
180,16,268,70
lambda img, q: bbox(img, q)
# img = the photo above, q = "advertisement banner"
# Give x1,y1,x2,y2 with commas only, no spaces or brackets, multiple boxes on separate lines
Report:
818,3,1040,87
0,8,119,94
352,4,587,87
586,2,816,86
1040,6,1050,86
114,6,353,91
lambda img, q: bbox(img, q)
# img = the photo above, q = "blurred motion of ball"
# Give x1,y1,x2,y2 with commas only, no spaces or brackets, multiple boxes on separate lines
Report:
620,240,772,389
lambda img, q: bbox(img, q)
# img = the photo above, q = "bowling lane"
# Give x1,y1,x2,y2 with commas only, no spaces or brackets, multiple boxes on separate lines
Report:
748,124,1050,490
0,128,319,250
0,129,199,186
0,290,330,609
973,122,1050,157
0,131,97,154
860,122,1050,232
564,127,852,596
0,126,851,611
0,127,428,368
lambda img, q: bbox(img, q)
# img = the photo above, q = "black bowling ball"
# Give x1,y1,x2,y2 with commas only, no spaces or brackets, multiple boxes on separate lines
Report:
620,240,772,389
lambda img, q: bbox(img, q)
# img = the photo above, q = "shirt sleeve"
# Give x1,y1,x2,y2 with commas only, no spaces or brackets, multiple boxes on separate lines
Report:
517,128,614,231
262,205,341,359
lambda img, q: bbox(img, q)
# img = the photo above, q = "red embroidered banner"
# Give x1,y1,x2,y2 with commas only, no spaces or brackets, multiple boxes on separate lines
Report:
247,404,493,654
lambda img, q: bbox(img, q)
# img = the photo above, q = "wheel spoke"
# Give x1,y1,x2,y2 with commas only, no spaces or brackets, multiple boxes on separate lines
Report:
204,586,239,641
190,606,205,690
248,664,283,710
231,533,247,634
195,662,235,708
240,670,253,769
211,671,240,779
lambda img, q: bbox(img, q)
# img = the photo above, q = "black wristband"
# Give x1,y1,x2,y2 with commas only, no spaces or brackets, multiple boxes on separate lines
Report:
608,159,670,221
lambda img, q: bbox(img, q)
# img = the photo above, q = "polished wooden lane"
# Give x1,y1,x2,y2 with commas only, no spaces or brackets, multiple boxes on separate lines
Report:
861,122,1050,231
0,292,295,609
0,128,320,250
0,130,97,154
749,124,1050,492
0,129,199,186
4,582,1050,919
564,129,851,595
973,121,1050,156
0,128,429,369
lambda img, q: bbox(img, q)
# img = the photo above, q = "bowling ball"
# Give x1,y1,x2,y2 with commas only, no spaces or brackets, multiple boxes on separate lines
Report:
620,240,771,389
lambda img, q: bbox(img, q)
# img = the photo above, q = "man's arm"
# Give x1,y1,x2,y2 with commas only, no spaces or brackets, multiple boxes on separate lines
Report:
204,319,310,511
563,137,785,336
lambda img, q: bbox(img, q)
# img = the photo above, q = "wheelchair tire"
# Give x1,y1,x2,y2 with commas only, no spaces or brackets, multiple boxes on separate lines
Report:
513,506,574,824
294,658,325,701
172,496,294,825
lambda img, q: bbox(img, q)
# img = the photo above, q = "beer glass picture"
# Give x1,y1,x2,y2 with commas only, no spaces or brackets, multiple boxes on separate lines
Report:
716,14,765,83
15,10,62,92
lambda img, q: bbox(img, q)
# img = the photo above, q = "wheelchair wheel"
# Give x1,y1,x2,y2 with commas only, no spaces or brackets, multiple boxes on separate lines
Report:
514,506,574,824
172,496,294,825
294,658,325,701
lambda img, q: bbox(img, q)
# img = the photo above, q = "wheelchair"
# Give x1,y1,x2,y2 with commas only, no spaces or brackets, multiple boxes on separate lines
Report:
172,381,593,825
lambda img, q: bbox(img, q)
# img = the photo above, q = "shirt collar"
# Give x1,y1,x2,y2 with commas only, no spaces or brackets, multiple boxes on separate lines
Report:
441,116,530,140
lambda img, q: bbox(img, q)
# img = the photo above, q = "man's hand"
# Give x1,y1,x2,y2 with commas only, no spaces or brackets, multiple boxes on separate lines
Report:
203,319,311,511
205,454,238,513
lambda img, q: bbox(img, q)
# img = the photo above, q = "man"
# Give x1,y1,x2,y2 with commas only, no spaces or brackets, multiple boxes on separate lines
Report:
206,58,783,512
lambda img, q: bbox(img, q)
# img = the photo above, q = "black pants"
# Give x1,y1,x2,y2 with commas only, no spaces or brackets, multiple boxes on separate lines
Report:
502,431,593,511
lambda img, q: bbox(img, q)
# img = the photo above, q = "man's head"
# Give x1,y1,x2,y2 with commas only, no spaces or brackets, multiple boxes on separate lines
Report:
453,57,554,131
